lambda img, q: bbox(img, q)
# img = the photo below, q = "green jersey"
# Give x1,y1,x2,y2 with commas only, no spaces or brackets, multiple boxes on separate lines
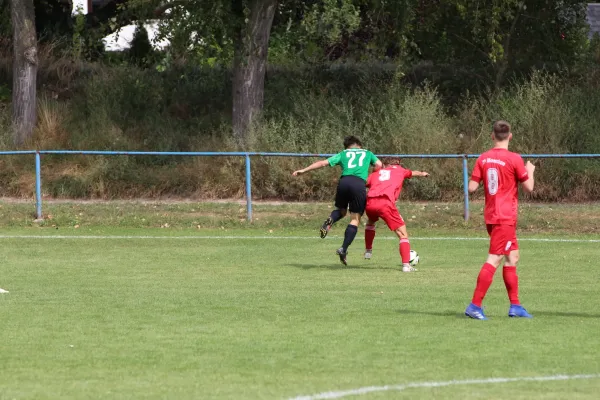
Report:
327,148,379,181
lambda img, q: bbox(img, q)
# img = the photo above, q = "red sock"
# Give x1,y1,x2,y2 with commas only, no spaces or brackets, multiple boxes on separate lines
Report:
503,266,520,305
365,225,376,250
399,239,410,263
471,263,497,307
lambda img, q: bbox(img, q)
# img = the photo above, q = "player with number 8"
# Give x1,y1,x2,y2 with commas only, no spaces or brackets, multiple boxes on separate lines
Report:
363,158,430,272
464,120,536,320
292,136,382,265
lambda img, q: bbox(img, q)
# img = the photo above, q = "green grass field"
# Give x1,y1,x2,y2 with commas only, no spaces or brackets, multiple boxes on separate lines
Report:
0,223,599,399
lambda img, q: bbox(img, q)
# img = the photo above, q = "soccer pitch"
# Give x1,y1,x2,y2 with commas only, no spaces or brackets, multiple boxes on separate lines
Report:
0,228,599,399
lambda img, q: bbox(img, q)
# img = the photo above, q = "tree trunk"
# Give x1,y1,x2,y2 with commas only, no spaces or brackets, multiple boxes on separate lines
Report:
232,0,278,147
494,10,521,92
11,0,38,147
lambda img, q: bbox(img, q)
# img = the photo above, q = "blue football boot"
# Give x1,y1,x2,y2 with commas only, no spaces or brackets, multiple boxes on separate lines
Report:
465,303,488,320
508,304,533,318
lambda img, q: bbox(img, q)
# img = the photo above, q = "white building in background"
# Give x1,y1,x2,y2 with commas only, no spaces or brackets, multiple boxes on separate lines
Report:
71,0,170,51
102,21,170,51
72,0,89,15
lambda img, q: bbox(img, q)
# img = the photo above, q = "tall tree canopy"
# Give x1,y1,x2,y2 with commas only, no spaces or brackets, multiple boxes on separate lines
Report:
3,0,593,146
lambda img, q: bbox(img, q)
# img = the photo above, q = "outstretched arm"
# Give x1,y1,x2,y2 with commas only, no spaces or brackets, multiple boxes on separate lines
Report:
292,160,330,176
411,170,430,177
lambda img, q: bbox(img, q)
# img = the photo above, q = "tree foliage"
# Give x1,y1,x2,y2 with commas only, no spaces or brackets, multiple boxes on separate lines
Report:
408,0,590,89
4,0,595,146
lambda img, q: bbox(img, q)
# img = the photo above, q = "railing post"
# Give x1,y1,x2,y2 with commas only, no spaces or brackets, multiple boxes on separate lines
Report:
462,155,469,222
35,151,43,220
245,153,252,222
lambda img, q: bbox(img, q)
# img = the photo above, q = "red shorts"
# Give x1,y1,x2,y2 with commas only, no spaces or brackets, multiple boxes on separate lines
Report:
486,224,518,255
365,197,405,231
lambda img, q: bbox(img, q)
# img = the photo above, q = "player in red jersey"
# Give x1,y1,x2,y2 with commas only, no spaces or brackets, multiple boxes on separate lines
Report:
464,120,535,320
363,158,430,272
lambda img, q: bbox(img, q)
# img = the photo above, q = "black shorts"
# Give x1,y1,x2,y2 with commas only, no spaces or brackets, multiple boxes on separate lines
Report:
334,175,367,215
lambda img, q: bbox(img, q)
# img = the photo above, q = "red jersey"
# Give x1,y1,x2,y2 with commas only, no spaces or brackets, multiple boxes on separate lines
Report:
471,148,529,225
366,166,413,203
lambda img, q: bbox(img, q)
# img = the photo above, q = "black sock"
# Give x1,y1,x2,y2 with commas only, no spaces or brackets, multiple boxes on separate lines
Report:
342,225,358,252
329,209,344,224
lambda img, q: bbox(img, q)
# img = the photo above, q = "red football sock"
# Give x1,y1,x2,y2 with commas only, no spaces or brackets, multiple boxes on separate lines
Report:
503,266,520,305
399,239,410,263
471,263,497,307
365,225,376,250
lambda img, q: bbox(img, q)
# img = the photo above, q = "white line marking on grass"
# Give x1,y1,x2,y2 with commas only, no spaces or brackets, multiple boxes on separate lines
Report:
289,373,600,400
0,235,319,240
0,235,598,243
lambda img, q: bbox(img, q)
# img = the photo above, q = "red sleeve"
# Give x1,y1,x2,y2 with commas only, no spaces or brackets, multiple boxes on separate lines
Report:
404,169,413,179
514,154,529,182
470,157,483,183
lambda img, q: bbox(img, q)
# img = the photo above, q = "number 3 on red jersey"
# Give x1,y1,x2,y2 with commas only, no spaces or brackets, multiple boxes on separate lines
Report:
378,170,391,181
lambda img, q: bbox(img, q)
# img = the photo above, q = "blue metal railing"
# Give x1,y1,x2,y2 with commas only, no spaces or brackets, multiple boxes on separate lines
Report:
2,151,599,222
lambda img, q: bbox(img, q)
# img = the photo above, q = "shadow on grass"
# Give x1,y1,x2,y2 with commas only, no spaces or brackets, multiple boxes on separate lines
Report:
286,263,399,271
533,311,600,319
396,309,465,318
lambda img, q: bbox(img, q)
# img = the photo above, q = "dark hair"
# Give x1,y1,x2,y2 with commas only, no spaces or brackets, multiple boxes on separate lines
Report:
380,157,401,166
493,120,511,140
343,135,363,149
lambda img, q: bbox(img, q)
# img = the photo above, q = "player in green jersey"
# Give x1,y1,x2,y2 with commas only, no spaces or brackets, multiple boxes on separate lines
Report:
292,136,382,265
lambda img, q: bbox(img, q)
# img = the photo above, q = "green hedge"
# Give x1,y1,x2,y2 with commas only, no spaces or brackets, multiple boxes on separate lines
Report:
0,62,599,201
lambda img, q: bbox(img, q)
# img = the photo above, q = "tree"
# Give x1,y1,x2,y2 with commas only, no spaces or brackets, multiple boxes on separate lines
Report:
102,0,591,142
128,23,155,67
11,0,38,146
130,0,365,145
231,0,278,143
149,0,280,145
408,0,589,92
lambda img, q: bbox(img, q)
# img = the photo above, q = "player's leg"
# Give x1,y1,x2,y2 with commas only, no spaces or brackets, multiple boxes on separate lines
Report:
337,212,362,265
503,233,532,318
471,253,504,305
465,253,503,320
364,200,379,259
393,225,415,272
321,208,346,239
336,177,366,265
379,202,413,271
465,224,505,320
504,249,521,306
321,182,349,238
364,220,377,259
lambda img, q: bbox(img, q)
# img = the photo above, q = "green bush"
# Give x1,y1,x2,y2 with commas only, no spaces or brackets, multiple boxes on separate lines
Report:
0,61,600,201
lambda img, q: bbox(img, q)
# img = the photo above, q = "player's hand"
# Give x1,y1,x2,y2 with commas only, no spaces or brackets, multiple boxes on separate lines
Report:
422,172,430,177
525,161,535,173
292,170,304,176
